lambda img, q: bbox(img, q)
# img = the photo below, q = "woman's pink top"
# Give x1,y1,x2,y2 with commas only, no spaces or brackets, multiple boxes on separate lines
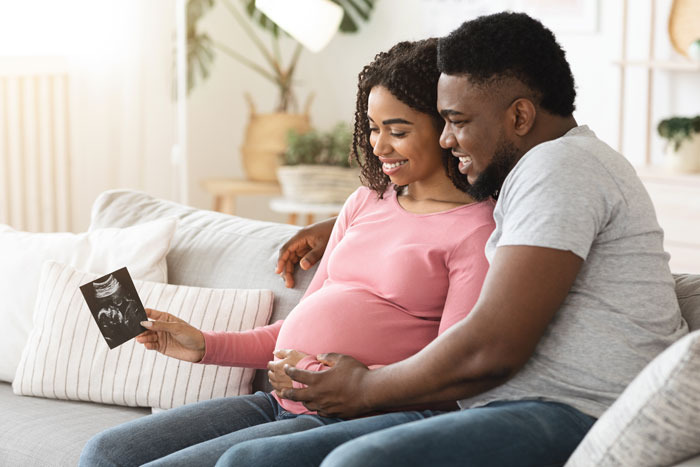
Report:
201,186,495,414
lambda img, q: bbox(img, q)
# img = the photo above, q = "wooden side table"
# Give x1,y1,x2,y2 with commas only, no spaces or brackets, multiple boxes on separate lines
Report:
269,197,343,225
201,179,281,215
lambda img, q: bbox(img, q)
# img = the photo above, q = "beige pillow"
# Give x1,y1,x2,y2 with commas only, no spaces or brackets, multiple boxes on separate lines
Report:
13,262,273,410
565,329,700,467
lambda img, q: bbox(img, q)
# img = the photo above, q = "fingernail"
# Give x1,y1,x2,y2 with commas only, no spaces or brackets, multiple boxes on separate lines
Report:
300,259,309,269
140,321,152,328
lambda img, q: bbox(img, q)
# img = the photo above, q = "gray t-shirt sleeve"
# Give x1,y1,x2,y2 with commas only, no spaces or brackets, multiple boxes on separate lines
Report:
496,145,615,260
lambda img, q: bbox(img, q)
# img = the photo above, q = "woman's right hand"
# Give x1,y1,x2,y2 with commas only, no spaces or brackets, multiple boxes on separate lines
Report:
136,308,206,363
275,217,336,288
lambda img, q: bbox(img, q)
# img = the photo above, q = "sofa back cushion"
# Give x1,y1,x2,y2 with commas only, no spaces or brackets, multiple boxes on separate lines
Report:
89,190,318,392
89,190,316,324
675,274,700,331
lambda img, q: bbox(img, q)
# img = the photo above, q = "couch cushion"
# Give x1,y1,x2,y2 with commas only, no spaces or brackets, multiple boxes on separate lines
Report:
675,274,700,331
0,218,175,383
565,329,700,467
89,190,315,324
13,262,273,409
89,190,317,392
0,381,148,467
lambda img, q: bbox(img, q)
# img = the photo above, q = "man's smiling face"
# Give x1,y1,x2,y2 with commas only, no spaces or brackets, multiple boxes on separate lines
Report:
437,73,521,200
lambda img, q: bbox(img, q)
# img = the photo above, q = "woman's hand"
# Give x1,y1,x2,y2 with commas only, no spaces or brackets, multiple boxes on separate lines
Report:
136,308,206,363
275,217,336,288
267,349,309,396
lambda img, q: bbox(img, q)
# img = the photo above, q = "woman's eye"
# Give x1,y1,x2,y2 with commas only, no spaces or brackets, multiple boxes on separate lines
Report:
369,127,379,133
390,131,406,138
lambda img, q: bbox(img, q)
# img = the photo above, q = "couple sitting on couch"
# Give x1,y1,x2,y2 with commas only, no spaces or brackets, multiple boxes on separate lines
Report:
81,12,687,467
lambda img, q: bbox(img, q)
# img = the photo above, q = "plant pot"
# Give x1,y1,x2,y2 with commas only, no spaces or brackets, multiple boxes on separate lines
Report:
276,165,361,204
240,96,311,182
664,133,700,173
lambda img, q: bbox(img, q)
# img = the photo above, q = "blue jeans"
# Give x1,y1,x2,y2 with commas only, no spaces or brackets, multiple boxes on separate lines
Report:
215,400,595,467
79,391,344,467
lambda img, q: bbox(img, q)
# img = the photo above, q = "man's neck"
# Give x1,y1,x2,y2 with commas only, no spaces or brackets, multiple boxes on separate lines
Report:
520,114,578,156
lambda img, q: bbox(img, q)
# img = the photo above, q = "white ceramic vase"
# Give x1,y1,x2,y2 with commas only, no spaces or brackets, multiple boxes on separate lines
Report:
665,133,700,173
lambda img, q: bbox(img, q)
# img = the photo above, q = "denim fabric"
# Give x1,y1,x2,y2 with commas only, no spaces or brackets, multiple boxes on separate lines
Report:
322,400,596,467
78,391,342,467
215,400,594,467
215,409,441,467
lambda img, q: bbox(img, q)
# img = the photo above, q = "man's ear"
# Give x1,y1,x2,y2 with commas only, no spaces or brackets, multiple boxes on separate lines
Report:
509,98,536,136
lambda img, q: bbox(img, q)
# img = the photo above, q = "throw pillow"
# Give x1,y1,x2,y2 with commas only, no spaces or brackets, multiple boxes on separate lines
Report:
13,262,274,410
675,274,700,331
0,218,176,383
565,329,700,467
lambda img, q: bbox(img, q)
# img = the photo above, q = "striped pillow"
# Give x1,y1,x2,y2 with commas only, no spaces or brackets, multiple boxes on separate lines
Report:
13,261,274,409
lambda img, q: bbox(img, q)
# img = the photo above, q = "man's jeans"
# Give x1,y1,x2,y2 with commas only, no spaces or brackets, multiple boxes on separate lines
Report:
215,400,596,467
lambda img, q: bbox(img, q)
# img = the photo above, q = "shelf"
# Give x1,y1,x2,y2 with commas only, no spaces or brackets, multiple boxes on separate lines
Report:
201,178,280,195
613,59,700,71
635,165,700,187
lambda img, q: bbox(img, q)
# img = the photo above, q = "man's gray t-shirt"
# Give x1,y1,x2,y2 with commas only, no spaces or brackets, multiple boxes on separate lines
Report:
459,125,687,418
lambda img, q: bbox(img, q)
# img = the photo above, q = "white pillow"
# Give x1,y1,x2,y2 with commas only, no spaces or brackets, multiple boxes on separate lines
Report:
566,329,700,467
13,262,274,410
0,218,176,382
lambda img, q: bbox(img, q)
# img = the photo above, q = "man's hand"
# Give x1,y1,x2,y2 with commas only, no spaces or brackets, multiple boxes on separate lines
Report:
275,217,336,288
267,349,309,396
136,308,206,363
280,353,372,418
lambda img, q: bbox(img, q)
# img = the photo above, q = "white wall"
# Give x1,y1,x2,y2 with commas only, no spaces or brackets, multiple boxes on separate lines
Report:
0,0,177,232
3,1,695,231
187,0,700,221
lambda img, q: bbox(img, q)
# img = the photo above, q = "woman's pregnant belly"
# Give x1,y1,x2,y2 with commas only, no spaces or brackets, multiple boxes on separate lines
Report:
274,283,441,366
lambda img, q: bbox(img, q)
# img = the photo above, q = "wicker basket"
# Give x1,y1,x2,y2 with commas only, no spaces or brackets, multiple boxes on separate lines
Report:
276,165,361,204
669,0,700,56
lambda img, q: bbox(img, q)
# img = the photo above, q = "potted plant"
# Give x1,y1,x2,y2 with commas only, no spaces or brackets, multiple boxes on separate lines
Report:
277,122,361,203
657,116,700,173
186,0,374,182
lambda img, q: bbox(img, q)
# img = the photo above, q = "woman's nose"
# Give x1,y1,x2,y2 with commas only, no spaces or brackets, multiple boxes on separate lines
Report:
372,133,391,157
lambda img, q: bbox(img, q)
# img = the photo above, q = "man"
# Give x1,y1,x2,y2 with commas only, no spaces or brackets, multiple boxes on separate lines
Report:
220,12,687,467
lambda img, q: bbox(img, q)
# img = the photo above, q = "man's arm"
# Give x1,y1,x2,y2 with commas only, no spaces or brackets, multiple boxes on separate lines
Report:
282,245,583,418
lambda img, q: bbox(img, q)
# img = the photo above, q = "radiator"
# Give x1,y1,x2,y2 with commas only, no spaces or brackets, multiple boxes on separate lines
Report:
0,73,72,232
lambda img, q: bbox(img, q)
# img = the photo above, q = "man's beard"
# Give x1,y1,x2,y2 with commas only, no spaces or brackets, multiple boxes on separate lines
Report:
455,141,519,201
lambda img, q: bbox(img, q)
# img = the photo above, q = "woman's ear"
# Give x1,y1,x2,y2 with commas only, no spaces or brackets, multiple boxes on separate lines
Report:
509,98,536,136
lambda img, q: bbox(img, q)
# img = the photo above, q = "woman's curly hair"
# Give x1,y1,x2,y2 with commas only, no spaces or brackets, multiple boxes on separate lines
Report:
352,38,467,197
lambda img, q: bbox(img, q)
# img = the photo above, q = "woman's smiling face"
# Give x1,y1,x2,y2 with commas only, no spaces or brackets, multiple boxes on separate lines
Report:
367,85,446,188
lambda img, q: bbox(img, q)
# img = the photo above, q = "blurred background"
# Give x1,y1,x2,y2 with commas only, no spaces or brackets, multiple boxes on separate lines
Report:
0,0,698,270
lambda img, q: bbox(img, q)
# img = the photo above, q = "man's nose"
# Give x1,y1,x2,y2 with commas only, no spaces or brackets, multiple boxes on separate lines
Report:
439,126,455,149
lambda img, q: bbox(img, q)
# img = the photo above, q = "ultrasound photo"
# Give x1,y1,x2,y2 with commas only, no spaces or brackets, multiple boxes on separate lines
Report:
80,267,148,349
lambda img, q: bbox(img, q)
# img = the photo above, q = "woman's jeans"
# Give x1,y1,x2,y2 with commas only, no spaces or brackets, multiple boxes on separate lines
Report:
79,391,347,467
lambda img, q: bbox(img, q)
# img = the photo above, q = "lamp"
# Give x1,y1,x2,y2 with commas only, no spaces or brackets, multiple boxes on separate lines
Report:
255,0,343,53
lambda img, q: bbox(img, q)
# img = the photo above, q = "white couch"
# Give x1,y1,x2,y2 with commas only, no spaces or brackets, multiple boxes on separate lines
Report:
0,189,698,466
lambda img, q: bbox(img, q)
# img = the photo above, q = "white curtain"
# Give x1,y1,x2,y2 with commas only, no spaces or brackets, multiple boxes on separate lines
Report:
0,0,178,231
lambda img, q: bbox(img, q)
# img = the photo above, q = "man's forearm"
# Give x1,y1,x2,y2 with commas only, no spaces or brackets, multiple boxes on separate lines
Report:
360,322,512,411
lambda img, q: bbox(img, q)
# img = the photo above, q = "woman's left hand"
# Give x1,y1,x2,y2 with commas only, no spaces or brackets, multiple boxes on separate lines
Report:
268,349,309,396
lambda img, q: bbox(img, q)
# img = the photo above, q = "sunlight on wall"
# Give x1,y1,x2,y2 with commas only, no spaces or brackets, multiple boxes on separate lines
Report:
0,0,136,61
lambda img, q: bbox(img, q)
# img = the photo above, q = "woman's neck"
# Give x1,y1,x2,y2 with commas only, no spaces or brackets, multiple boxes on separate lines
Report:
397,178,476,214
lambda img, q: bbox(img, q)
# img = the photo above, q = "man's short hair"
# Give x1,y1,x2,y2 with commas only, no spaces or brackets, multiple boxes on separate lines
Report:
437,12,576,116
